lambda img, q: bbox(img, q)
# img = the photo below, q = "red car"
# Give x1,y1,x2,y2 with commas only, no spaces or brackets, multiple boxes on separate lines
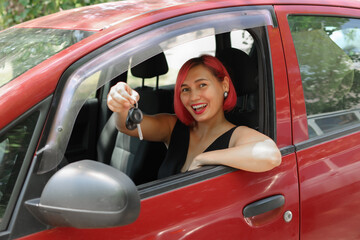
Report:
1,0,360,239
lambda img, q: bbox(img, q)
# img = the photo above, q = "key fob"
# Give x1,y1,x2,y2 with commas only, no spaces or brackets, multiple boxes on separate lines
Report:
126,107,143,130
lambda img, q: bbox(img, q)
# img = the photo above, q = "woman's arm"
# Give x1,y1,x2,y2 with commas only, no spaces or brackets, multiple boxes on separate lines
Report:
189,126,281,172
107,82,177,144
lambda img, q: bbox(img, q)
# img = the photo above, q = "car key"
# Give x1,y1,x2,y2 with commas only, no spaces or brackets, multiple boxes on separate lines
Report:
125,101,143,140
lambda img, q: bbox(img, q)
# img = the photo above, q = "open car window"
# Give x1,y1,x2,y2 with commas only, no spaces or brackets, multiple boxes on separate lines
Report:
36,8,274,178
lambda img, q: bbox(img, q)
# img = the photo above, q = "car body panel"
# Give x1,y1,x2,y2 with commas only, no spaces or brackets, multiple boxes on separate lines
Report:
267,25,292,148
297,133,360,239
18,155,299,240
276,5,360,239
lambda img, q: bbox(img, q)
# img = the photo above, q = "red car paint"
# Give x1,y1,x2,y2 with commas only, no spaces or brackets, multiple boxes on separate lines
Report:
19,157,300,240
0,0,359,239
276,5,360,239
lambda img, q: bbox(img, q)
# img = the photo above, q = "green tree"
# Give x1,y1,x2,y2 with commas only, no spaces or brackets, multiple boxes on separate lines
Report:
0,0,116,30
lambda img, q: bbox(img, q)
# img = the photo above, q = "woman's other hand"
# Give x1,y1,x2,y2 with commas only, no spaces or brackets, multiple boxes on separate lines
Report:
188,157,203,171
187,127,281,173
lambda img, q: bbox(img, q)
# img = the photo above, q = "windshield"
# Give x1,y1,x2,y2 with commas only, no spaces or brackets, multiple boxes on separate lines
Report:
0,28,94,88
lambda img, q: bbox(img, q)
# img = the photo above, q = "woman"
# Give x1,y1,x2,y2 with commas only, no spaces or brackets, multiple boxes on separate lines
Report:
107,55,281,179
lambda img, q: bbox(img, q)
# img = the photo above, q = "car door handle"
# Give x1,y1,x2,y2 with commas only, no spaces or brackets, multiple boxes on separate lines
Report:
243,194,285,218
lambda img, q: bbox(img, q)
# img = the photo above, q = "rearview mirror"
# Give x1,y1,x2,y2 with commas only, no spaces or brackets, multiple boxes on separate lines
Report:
26,160,140,228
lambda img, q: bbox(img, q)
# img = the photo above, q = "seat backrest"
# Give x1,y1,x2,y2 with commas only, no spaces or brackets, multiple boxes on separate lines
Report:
131,52,169,80
97,52,171,185
217,47,259,129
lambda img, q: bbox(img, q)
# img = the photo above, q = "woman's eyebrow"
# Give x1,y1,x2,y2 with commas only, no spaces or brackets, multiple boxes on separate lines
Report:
195,78,207,82
181,78,208,87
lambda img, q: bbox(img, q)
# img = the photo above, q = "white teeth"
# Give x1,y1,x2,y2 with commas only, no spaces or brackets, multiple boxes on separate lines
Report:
192,104,207,110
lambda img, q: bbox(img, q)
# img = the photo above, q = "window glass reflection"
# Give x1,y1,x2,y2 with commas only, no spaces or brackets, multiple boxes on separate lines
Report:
289,16,360,138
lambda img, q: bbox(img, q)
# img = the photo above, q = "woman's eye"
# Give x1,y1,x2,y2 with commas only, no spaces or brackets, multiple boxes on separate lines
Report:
181,88,189,92
199,83,207,88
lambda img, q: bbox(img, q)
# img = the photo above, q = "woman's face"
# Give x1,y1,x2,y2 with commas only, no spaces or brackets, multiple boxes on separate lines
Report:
180,64,228,123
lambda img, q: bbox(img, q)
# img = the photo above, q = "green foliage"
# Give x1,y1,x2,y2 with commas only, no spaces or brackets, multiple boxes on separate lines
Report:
0,0,116,30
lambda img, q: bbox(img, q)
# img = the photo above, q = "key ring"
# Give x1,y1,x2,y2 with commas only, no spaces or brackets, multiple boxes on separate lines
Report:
125,99,143,140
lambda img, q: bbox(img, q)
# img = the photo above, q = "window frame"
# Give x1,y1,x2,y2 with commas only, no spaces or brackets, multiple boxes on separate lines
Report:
36,6,277,197
0,97,51,232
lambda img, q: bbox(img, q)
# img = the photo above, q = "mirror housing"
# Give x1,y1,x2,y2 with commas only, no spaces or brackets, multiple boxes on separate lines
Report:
25,160,140,228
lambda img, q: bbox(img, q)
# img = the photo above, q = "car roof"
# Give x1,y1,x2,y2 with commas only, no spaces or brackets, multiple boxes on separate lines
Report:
15,0,360,32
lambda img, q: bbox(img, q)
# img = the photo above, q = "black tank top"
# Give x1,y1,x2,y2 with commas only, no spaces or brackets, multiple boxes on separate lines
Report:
158,120,237,179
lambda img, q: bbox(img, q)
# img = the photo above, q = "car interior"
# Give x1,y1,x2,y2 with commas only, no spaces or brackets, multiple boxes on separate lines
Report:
64,28,270,186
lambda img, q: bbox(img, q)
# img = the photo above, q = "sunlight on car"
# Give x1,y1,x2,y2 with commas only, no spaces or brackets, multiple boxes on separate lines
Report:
0,62,13,86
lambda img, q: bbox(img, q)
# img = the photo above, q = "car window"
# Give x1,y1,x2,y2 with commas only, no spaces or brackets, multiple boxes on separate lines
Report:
0,28,94,88
288,16,360,138
37,8,274,175
0,112,39,229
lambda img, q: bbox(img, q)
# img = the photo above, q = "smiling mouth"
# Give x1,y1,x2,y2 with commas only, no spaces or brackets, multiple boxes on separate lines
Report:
191,103,207,114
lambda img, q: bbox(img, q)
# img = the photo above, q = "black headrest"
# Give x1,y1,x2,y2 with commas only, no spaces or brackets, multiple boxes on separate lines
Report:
131,52,169,79
217,48,257,96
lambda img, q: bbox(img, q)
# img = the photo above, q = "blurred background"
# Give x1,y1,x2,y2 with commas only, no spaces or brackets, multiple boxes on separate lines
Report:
0,0,117,30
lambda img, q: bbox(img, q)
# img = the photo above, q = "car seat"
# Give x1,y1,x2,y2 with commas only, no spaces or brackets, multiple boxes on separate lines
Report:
216,47,259,129
97,52,172,185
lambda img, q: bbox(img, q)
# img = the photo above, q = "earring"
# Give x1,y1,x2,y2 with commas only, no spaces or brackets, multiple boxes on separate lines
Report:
224,91,228,99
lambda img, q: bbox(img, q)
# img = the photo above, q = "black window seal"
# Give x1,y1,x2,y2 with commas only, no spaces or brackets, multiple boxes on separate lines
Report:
138,166,235,199
280,145,295,156
295,124,360,151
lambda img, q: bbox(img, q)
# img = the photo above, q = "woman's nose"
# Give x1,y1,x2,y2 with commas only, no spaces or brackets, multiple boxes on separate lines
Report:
190,90,200,101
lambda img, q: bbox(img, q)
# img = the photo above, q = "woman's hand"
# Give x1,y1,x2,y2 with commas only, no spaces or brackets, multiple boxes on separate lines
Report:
106,81,177,143
107,82,140,113
188,157,203,171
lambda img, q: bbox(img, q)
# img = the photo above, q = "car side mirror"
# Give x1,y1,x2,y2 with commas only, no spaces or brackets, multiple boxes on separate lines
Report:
25,160,140,228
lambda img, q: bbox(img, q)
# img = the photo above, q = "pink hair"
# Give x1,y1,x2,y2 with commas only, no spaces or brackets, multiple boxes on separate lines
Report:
174,55,237,125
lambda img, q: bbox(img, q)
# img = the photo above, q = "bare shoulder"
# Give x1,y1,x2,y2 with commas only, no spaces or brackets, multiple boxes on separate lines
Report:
230,126,271,147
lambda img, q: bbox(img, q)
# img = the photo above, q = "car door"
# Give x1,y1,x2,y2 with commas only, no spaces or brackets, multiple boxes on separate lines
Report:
17,6,299,240
276,4,360,240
